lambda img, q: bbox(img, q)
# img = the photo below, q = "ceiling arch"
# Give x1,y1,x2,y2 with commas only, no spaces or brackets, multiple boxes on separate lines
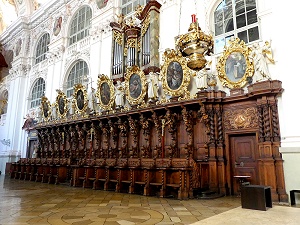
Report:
0,0,48,34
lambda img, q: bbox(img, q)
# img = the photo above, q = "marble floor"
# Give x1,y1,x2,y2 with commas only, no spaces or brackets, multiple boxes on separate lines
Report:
0,175,299,225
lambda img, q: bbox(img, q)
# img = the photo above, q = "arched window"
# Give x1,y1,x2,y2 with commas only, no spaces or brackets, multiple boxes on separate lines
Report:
30,78,45,108
214,0,259,54
69,6,92,46
35,33,50,64
66,60,89,97
121,0,149,15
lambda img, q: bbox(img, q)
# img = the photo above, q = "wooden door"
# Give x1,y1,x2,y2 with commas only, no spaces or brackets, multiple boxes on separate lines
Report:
229,134,258,195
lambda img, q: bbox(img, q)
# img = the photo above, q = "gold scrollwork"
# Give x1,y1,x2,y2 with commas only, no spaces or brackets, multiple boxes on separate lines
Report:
113,30,123,46
125,65,147,105
96,74,115,111
217,37,254,89
161,49,193,98
41,96,51,122
73,84,88,116
141,14,150,37
55,90,68,120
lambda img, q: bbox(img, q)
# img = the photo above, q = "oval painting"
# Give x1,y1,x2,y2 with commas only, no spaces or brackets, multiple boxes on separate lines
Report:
129,74,142,99
225,51,246,82
166,61,183,90
100,82,111,105
76,90,84,110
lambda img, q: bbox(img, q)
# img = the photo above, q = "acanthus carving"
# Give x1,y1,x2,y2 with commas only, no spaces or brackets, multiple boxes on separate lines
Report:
151,111,162,158
182,106,193,147
118,118,127,158
69,125,78,158
128,115,139,158
224,107,258,131
165,109,177,158
140,114,151,158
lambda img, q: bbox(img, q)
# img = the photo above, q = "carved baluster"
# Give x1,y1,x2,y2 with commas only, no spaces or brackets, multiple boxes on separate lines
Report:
270,103,280,142
263,104,271,141
216,109,223,144
257,105,264,142
207,108,215,144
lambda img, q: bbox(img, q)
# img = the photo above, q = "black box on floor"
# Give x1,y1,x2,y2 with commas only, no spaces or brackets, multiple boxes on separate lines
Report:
241,185,272,211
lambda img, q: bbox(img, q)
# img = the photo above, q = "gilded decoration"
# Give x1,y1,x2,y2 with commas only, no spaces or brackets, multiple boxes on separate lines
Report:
217,38,254,89
224,107,258,130
141,14,150,37
55,90,68,120
41,96,51,122
113,30,123,45
96,74,115,111
161,49,193,98
73,84,88,116
125,65,147,105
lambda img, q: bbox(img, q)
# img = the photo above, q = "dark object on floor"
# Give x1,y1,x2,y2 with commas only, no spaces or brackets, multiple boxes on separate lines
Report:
241,185,272,211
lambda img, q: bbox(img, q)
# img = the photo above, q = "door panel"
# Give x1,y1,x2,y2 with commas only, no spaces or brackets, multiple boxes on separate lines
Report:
230,134,258,195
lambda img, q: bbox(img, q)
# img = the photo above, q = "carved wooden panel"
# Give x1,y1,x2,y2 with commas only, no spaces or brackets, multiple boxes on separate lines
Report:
224,107,258,130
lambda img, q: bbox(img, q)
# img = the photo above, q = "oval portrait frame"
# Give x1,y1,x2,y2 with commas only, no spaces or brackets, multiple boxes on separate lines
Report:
73,83,88,115
41,96,51,122
96,74,115,111
125,65,147,105
161,49,192,97
55,90,67,119
217,38,254,89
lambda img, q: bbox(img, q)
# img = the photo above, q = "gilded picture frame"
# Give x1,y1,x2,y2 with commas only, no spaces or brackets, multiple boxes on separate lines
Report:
96,74,115,111
217,38,254,89
161,49,192,98
73,84,88,115
125,65,147,105
41,96,51,122
55,90,67,119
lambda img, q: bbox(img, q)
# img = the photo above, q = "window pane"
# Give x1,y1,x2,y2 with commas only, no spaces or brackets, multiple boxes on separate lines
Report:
246,0,256,10
225,0,232,6
215,22,224,36
215,37,225,54
224,6,233,20
248,26,259,42
214,9,223,23
247,10,257,25
235,0,245,15
224,18,234,32
236,14,246,28
238,30,248,43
